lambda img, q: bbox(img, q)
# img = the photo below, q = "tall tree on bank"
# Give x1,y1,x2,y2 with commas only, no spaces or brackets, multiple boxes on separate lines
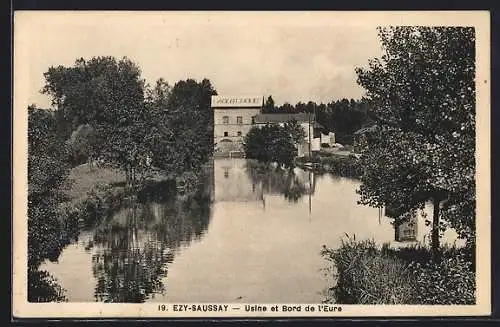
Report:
150,78,217,176
27,106,71,268
355,27,476,257
42,56,149,184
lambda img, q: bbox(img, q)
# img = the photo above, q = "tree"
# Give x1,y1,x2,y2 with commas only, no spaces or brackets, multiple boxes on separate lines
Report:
243,127,270,162
42,56,150,185
355,27,475,257
28,106,71,267
263,96,276,113
66,124,99,169
150,78,217,176
243,124,298,169
283,119,306,145
145,78,171,109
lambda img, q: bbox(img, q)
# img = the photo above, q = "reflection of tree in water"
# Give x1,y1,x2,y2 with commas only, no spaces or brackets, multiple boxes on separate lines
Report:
283,173,307,203
245,160,309,203
87,183,212,303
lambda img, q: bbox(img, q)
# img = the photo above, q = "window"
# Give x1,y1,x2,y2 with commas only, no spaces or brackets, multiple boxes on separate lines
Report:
224,131,228,137
237,116,243,124
223,116,229,124
237,131,242,136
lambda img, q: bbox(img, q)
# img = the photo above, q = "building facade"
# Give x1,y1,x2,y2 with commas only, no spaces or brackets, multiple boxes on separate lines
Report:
212,96,332,157
212,95,263,154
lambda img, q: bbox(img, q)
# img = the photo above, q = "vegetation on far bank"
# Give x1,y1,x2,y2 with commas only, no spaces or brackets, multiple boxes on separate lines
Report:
261,95,372,145
243,120,305,169
295,151,363,179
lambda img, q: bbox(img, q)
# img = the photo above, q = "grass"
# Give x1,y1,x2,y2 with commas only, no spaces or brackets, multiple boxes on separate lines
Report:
65,163,126,204
322,235,476,305
64,163,172,205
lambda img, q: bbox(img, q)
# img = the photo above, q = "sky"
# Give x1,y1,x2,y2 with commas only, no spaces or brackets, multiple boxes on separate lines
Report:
15,10,488,110
15,11,393,108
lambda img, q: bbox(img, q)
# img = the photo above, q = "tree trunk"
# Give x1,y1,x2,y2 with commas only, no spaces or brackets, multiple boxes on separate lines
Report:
126,167,131,188
431,198,441,262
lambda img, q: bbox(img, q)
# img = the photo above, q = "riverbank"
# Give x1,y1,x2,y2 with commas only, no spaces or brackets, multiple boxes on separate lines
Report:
295,150,362,178
31,162,213,302
29,162,204,302
29,163,131,301
321,237,475,304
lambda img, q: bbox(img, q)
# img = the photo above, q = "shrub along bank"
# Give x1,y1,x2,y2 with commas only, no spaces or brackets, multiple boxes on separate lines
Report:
321,236,475,305
296,152,363,179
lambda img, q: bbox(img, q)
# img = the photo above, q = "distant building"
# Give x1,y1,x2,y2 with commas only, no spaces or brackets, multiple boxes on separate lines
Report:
212,95,263,154
254,113,324,157
212,96,329,157
253,112,313,135
320,132,336,147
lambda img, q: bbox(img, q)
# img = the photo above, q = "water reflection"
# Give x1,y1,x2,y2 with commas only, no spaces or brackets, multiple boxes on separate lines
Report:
83,181,212,302
42,158,401,303
215,158,316,204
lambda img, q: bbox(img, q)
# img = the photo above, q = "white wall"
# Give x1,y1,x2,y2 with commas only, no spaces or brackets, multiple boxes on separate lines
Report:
214,108,261,151
386,203,466,248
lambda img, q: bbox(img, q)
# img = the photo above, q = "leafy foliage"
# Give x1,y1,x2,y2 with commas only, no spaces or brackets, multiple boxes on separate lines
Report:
145,78,217,176
262,97,371,144
28,269,67,302
42,57,218,185
66,124,99,167
42,57,151,183
243,124,299,168
322,236,475,304
354,26,476,251
28,106,72,267
283,119,306,145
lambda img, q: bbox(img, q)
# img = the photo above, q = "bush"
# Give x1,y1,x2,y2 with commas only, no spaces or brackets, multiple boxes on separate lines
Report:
243,124,298,168
321,156,362,178
322,237,417,304
408,253,475,304
322,236,475,304
28,269,67,302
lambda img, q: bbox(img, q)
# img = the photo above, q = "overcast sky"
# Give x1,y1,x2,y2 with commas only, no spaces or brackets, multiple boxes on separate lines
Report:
15,11,485,108
15,12,390,108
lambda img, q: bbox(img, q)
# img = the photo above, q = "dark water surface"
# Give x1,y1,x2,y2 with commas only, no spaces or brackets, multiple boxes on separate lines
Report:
41,158,396,303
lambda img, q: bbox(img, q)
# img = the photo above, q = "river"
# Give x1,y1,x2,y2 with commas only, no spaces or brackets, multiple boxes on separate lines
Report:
40,158,410,303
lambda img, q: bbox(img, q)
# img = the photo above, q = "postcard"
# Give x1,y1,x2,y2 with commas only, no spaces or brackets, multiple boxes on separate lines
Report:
12,10,491,318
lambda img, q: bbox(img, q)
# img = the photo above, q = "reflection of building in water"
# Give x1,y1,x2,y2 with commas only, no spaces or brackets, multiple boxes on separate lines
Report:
293,168,316,195
213,158,317,206
214,158,264,202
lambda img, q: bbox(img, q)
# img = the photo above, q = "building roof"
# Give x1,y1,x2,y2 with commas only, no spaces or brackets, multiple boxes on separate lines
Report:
313,122,325,130
253,113,314,124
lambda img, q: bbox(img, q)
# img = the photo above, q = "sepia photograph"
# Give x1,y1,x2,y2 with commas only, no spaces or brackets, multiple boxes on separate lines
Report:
12,11,491,318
